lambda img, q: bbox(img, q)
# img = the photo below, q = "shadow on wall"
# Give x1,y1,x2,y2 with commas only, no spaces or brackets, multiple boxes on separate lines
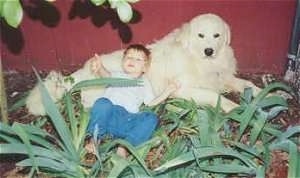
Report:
1,0,142,55
0,21,24,54
68,0,142,43
23,0,61,27
1,0,60,54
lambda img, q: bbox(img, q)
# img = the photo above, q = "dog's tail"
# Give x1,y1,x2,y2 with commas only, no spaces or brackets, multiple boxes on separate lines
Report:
26,71,67,116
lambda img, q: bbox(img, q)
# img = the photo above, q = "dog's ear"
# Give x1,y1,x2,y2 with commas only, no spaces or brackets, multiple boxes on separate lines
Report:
224,22,231,45
175,23,191,48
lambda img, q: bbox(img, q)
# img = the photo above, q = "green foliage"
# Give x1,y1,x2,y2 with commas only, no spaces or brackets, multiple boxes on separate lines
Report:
0,0,23,28
70,77,142,92
269,125,300,178
0,68,142,177
90,0,140,23
7,92,29,113
90,0,107,6
1,79,299,177
149,82,298,178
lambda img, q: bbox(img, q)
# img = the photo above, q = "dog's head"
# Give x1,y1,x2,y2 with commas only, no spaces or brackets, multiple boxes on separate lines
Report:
176,13,231,59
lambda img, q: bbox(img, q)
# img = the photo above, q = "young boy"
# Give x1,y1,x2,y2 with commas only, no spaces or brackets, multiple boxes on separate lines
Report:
86,44,179,157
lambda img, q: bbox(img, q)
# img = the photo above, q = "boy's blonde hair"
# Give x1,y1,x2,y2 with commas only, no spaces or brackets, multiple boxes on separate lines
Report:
124,44,151,68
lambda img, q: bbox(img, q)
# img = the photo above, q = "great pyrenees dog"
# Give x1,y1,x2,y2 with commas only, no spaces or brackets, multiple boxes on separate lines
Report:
26,13,260,115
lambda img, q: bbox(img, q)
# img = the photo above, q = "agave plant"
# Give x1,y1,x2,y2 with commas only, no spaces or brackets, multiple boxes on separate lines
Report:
146,83,298,178
0,68,142,177
1,72,299,178
100,82,298,178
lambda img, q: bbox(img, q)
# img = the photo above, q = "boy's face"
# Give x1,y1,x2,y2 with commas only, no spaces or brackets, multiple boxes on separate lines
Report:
122,49,148,77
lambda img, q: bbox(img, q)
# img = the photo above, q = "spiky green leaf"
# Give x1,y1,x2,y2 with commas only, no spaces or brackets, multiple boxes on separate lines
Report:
33,68,78,160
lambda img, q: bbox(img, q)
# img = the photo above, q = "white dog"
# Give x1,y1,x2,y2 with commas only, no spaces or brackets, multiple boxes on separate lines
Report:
26,13,260,115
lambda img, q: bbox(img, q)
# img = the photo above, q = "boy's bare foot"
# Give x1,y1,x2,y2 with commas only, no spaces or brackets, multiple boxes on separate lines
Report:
85,140,128,158
85,139,97,154
116,146,128,158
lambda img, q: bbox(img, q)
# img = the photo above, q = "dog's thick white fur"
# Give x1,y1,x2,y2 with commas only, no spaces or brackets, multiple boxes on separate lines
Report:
26,13,260,115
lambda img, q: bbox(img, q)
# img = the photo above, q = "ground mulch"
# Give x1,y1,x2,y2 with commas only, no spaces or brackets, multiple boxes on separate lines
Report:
1,70,299,178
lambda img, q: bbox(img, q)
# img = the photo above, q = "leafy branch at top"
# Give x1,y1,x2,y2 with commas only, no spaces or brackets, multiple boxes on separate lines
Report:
0,0,140,28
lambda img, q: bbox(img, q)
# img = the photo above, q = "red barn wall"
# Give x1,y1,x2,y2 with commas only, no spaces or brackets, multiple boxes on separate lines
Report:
1,0,297,74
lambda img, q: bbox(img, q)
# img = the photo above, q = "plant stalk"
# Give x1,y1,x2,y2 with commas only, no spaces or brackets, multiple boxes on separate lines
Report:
0,58,9,123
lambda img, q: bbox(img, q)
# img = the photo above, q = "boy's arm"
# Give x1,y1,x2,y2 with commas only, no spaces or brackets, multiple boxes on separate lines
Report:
146,80,180,106
91,54,111,77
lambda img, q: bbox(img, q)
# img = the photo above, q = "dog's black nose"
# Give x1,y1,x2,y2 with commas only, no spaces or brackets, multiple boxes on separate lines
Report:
204,48,214,56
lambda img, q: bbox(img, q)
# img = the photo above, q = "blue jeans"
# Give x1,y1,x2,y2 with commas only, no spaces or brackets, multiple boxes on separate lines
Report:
87,98,158,146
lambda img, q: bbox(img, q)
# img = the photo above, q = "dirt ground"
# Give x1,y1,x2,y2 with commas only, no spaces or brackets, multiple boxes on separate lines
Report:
1,70,299,178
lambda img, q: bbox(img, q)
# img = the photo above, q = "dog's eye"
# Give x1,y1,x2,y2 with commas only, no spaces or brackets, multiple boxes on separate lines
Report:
198,33,204,38
214,33,220,38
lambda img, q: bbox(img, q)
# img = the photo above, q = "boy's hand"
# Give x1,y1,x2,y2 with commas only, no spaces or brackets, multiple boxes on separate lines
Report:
146,78,181,107
91,54,104,76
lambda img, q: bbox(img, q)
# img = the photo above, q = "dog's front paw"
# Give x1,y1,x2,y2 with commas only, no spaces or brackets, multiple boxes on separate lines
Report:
261,74,276,87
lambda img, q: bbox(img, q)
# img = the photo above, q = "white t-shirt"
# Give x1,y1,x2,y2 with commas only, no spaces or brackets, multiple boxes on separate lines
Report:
102,72,155,113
